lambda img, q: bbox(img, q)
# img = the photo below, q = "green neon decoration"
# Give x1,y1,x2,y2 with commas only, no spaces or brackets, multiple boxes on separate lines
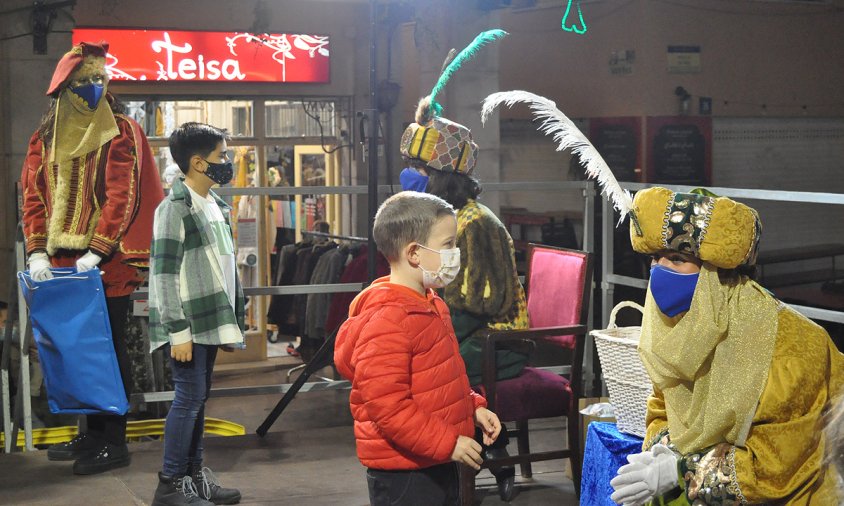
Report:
562,0,587,35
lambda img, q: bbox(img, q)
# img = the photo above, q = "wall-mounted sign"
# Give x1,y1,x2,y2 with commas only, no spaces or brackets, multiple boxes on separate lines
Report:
589,117,642,182
609,49,635,76
647,116,712,186
699,97,712,115
72,28,330,83
667,45,700,74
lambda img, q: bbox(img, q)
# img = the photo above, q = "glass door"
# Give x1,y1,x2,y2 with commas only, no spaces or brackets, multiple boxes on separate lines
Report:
293,145,341,242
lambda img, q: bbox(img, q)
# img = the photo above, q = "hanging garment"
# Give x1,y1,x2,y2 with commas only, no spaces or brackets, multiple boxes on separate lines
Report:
325,246,391,335
267,241,311,333
270,229,294,287
18,268,128,415
293,242,338,336
305,245,352,341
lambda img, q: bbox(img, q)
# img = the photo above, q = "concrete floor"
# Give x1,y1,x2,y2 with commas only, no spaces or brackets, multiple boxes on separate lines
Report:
0,361,580,505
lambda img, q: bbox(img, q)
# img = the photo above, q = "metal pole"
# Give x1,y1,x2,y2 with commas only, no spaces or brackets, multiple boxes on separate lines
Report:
597,197,615,397
1,273,14,453
601,197,615,329
15,225,33,450
582,183,596,396
582,182,595,254
366,0,379,283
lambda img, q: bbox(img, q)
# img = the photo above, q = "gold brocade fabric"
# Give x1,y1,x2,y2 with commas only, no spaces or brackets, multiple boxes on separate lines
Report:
46,86,119,253
643,305,844,504
51,86,119,164
638,263,779,454
450,200,528,330
730,305,843,504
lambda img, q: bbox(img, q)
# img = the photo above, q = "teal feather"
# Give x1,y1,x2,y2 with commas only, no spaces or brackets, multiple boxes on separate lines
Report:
429,29,508,113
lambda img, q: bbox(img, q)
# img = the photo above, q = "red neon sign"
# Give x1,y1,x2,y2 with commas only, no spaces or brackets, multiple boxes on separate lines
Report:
72,28,330,83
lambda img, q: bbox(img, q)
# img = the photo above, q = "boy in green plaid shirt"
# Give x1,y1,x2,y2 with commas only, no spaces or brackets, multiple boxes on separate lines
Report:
149,122,244,506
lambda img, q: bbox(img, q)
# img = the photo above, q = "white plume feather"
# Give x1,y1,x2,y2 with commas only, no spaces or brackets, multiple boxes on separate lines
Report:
481,90,635,225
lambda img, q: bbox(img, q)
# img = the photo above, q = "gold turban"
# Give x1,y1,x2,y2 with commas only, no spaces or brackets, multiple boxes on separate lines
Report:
630,187,761,269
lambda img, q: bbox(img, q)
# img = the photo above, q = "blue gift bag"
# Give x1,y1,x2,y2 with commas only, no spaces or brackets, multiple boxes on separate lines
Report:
17,268,128,415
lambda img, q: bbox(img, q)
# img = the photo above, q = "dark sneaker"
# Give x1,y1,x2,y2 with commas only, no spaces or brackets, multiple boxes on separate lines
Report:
72,441,131,475
192,467,241,505
47,433,101,461
485,448,517,502
152,473,214,506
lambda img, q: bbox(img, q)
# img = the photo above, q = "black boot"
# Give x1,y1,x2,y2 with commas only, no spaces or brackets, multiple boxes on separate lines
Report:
152,472,214,506
72,441,131,475
47,433,101,461
485,448,517,502
191,466,241,505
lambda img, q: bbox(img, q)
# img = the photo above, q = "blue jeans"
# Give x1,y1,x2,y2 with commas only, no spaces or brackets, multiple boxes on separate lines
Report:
162,343,218,477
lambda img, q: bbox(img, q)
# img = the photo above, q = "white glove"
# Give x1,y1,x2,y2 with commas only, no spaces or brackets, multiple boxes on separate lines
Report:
76,251,102,272
611,444,678,506
626,449,656,466
28,252,53,281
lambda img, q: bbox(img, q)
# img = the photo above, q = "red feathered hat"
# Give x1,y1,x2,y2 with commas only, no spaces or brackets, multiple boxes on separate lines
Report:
46,41,109,96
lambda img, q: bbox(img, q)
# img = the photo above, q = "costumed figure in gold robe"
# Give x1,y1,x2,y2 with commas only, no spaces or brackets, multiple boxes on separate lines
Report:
477,89,844,506
609,187,844,505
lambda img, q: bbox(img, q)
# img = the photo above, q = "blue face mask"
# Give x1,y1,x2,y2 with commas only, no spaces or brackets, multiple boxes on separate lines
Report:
400,168,429,192
70,83,105,109
649,265,699,317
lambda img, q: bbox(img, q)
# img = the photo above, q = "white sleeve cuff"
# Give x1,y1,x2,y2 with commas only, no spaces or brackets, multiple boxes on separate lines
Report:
169,327,192,346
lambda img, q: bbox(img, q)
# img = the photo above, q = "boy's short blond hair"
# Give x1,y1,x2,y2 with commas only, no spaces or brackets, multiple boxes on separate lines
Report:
373,191,455,262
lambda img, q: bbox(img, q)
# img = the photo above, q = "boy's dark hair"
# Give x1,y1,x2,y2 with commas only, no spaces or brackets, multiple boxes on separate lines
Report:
423,165,482,210
373,191,455,262
168,122,229,174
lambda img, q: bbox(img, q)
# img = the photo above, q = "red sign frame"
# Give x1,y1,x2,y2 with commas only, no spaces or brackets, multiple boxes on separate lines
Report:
72,28,330,84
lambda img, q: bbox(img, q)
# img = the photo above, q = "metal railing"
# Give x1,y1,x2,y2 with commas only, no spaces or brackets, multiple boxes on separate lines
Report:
600,182,844,327
13,179,842,451
5,180,598,451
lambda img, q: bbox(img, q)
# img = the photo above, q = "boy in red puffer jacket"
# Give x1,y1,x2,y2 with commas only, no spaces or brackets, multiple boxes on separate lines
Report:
334,191,502,506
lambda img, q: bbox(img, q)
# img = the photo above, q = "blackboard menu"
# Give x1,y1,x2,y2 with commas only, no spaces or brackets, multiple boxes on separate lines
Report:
647,116,712,185
589,117,642,182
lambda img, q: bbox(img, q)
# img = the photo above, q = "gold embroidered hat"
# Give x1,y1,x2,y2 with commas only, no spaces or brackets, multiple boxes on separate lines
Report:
400,97,478,175
399,30,509,176
630,187,762,269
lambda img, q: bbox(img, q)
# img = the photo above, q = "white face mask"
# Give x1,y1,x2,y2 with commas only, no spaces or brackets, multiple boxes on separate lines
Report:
417,245,461,289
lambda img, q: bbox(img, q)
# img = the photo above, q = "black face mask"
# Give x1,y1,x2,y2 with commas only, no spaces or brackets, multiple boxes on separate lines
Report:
201,159,233,185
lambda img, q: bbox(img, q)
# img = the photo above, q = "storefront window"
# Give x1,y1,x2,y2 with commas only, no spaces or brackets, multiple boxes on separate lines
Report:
265,144,296,236
292,146,342,241
122,99,254,139
103,95,350,359
265,100,336,138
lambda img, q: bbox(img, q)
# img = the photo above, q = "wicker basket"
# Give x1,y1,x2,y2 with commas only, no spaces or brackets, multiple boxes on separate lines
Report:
591,301,652,438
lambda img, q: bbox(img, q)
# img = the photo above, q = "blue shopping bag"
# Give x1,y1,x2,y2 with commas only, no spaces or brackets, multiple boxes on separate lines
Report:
17,268,128,415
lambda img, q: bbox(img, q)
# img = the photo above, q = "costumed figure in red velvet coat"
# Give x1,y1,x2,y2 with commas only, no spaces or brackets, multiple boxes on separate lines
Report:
20,40,164,475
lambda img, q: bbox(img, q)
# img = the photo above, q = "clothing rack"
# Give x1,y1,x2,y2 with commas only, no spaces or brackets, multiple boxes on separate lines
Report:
301,231,368,243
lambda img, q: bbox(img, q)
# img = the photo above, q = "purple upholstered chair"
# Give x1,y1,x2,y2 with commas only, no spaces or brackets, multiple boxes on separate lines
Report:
460,244,592,504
